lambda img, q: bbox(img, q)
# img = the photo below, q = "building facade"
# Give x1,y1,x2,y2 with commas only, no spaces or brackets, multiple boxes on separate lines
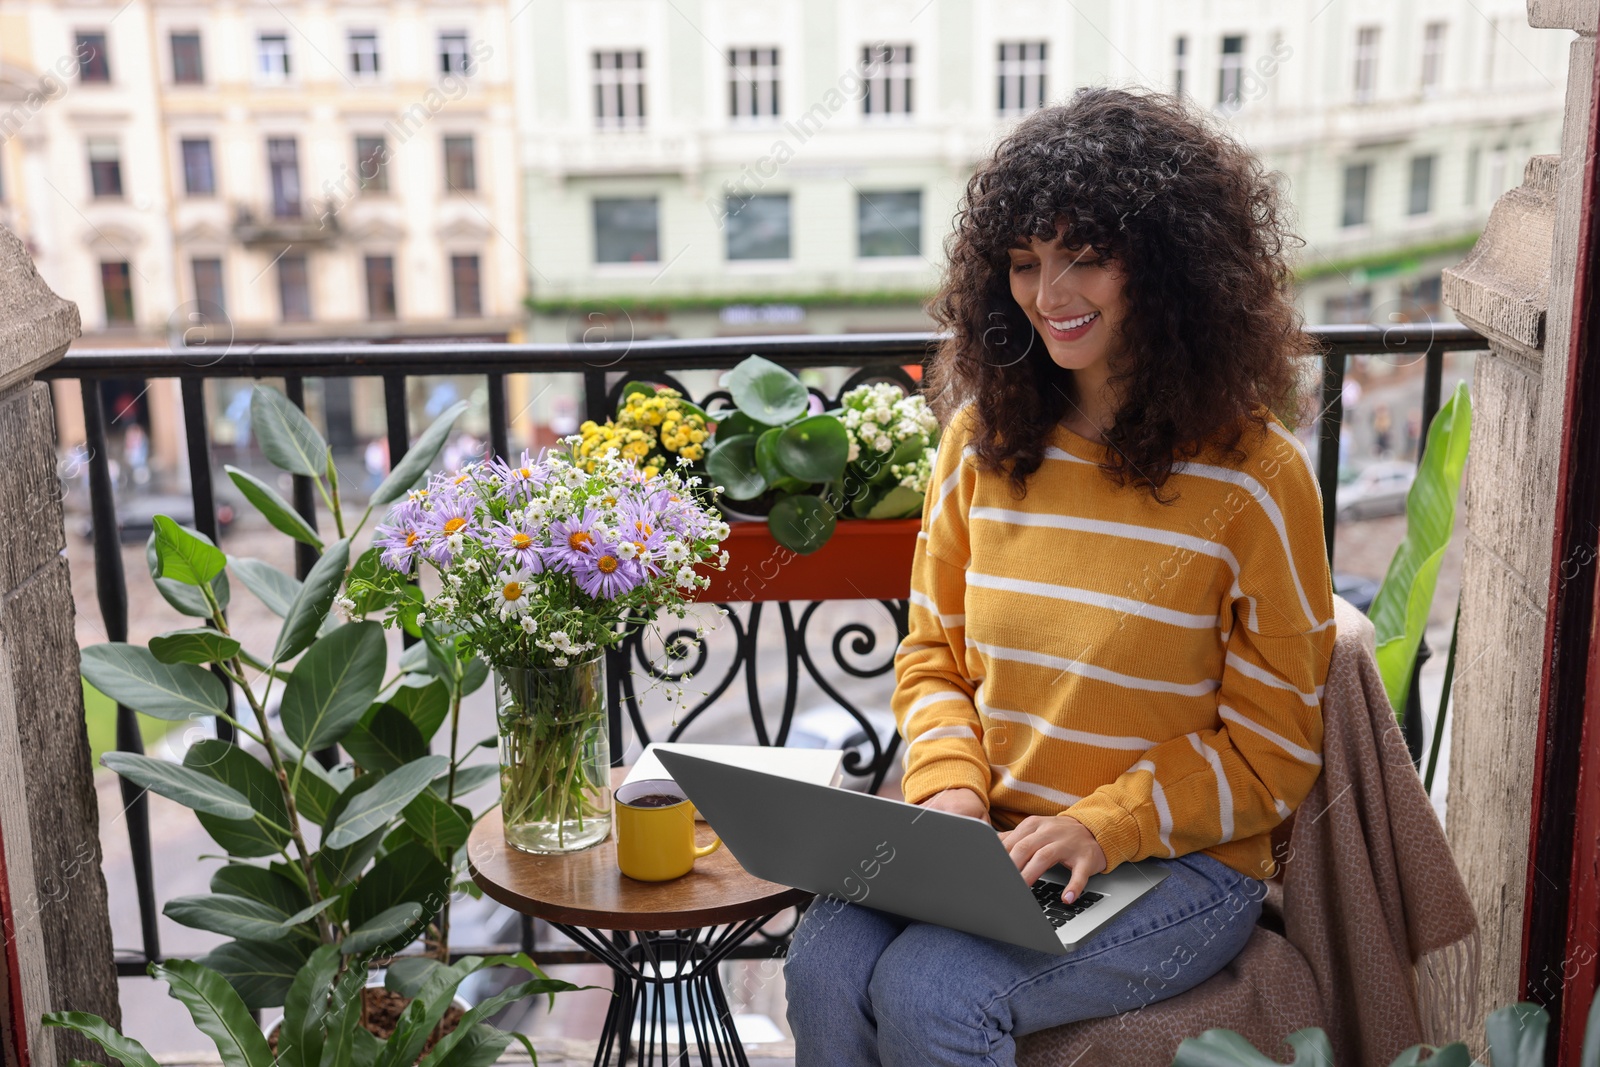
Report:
513,0,1569,342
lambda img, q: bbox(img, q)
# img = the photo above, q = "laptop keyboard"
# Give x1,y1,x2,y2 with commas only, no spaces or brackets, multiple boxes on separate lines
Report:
1030,881,1104,928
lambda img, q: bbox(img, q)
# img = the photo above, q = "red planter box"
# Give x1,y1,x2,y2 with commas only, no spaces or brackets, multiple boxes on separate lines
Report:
696,518,920,603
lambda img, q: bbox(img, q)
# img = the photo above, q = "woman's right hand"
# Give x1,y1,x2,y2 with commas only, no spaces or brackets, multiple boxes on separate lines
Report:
919,786,991,825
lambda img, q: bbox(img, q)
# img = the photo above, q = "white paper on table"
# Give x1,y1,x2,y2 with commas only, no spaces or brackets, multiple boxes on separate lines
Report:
620,742,845,820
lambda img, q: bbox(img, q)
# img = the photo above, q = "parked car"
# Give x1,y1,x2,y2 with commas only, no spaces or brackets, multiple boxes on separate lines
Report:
1335,461,1415,521
80,492,235,544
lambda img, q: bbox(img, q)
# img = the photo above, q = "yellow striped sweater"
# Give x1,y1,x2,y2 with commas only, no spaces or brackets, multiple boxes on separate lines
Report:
891,403,1335,881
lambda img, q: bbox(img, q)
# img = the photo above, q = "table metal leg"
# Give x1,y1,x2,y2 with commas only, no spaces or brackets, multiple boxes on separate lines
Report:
550,916,773,1066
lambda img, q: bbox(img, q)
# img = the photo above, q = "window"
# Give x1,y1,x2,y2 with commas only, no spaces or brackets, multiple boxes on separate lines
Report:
997,42,1047,115
1407,155,1434,216
258,33,290,81
593,197,659,263
87,137,122,193
451,254,482,317
1322,290,1371,325
439,31,472,75
1421,22,1446,96
88,138,123,198
1217,35,1244,109
729,48,780,118
171,32,203,84
356,136,388,192
181,138,215,196
443,135,475,192
594,51,646,128
1354,26,1379,103
1340,162,1371,228
365,255,396,320
277,253,311,322
1399,275,1442,322
726,193,791,260
77,32,110,82
100,261,134,324
268,137,300,218
349,31,380,77
191,257,225,313
857,190,921,257
863,43,913,115
1173,35,1188,96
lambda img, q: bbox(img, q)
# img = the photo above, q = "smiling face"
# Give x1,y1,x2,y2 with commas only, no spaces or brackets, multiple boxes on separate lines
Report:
1006,225,1130,378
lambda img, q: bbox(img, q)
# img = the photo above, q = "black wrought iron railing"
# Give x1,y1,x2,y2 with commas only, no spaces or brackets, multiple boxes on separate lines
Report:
41,322,1487,978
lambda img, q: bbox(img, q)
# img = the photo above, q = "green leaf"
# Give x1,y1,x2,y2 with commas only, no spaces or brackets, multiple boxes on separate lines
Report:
1581,984,1600,1067
375,959,489,1067
1486,1002,1548,1067
273,539,351,664
152,515,227,586
194,939,311,1013
705,433,766,500
281,621,387,751
768,493,837,555
147,531,230,617
210,864,312,917
347,842,448,938
101,752,252,819
431,763,498,799
343,702,427,773
708,409,773,442
424,1025,512,1067
371,400,470,506
230,557,302,618
383,956,445,998
314,958,370,1067
148,628,242,666
279,944,341,1067
1171,1027,1333,1066
79,643,228,721
345,548,397,618
316,773,387,889
252,385,328,478
163,893,331,942
42,1013,160,1067
866,484,925,519
754,427,786,485
326,756,448,848
726,354,809,424
185,739,291,857
152,956,277,1067
225,465,323,548
775,415,849,482
402,789,472,860
1368,383,1472,713
416,974,585,1067
1390,1044,1472,1067
290,760,345,827
343,902,424,956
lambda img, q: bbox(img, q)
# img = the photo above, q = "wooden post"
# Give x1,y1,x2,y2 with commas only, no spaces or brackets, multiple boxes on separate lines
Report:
0,223,120,1067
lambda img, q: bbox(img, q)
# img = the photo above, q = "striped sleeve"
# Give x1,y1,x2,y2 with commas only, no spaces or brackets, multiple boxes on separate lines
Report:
891,406,989,807
1063,422,1335,874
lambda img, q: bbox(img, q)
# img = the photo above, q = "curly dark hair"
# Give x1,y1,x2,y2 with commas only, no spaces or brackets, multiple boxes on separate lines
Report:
924,85,1309,502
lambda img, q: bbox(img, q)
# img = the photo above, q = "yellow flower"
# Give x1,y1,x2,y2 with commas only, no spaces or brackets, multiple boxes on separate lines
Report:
687,428,706,444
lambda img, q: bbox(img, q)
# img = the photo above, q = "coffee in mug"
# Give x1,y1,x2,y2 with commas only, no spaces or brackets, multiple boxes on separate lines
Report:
614,778,722,881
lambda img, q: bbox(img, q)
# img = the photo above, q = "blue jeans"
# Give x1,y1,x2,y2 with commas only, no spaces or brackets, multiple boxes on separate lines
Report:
783,851,1265,1067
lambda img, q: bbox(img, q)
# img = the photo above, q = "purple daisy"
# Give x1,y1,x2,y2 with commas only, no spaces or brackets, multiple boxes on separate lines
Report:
374,499,427,572
570,538,644,599
421,490,476,566
490,520,545,573
616,499,669,576
541,506,604,572
492,449,549,503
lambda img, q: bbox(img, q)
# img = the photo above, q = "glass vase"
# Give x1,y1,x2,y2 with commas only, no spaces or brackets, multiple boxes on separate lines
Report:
495,654,613,854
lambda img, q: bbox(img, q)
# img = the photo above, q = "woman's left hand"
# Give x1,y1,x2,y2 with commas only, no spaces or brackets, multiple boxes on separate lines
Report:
998,815,1108,904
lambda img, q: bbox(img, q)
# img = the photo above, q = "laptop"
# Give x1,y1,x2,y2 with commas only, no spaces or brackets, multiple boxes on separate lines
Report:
653,750,1171,955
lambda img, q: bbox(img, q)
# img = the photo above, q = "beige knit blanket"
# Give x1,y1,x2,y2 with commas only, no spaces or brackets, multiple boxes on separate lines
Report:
1016,595,1479,1066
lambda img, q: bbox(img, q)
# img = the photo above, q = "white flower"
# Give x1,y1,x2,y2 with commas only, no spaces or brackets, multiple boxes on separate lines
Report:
332,595,357,622
847,438,860,463
710,521,731,541
447,532,465,555
874,405,892,423
616,540,639,560
718,549,729,567
860,420,878,439
675,565,697,589
520,615,538,634
677,454,692,467
874,435,892,452
433,595,457,615
549,629,573,652
415,611,427,626
462,557,481,573
663,540,688,564
447,573,464,588
553,654,569,667
491,569,532,619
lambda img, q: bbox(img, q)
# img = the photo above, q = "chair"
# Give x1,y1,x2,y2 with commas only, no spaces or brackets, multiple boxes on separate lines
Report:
1014,595,1480,1067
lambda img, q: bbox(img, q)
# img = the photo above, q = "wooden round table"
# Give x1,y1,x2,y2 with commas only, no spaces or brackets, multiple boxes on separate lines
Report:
468,769,812,1067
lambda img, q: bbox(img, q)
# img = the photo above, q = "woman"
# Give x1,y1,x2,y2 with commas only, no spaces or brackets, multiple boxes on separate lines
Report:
784,87,1335,1066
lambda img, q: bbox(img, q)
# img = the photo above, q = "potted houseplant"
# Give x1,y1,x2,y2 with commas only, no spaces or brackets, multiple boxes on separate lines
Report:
703,355,939,554
77,386,506,1014
355,439,729,855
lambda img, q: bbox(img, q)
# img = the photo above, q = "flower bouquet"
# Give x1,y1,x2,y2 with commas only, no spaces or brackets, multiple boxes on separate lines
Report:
573,384,711,477
363,442,729,853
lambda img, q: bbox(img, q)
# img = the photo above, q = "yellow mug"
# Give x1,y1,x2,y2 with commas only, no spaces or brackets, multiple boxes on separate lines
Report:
614,778,722,881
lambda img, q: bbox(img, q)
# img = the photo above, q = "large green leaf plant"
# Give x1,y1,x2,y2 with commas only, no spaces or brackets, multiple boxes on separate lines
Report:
79,385,507,1011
